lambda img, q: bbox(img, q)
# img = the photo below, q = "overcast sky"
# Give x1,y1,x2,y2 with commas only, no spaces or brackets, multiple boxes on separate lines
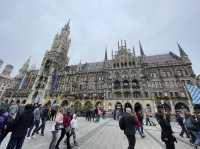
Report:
0,0,200,76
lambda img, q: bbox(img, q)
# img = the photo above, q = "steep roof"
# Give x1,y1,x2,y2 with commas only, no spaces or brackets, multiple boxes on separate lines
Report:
143,52,179,64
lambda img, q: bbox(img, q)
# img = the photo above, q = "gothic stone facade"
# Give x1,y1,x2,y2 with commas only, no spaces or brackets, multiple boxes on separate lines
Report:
6,22,196,113
54,40,195,112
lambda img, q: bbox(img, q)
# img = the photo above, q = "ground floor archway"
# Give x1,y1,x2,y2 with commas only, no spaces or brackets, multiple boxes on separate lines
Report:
74,101,82,112
61,100,69,107
134,102,142,112
175,102,190,112
124,103,133,111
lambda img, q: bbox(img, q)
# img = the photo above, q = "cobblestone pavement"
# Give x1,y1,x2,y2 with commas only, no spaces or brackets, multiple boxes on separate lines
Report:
1,118,193,149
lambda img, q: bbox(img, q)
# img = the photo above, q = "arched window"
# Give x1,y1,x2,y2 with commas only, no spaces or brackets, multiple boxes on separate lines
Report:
114,80,121,89
132,80,140,89
123,80,130,89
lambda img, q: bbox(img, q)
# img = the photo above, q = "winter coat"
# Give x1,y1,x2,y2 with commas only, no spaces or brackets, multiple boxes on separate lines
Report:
55,112,63,124
157,116,176,143
34,108,41,121
185,117,193,129
176,115,184,126
63,115,71,128
135,115,142,128
71,115,78,129
11,108,34,138
0,112,11,130
119,112,136,136
41,106,49,119
9,104,19,118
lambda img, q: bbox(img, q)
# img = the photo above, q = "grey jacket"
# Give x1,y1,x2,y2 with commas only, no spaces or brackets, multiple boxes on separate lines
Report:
34,108,41,121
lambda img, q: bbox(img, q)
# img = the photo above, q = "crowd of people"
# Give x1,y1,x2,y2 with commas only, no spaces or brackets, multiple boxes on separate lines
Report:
85,108,105,122
0,99,79,149
176,111,200,149
1,98,200,149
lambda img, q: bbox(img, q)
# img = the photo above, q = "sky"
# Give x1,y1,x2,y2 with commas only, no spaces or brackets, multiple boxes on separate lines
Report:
0,0,200,76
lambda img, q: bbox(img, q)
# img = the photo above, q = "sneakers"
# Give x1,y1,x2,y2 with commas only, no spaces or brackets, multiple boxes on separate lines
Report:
74,141,78,146
27,137,31,140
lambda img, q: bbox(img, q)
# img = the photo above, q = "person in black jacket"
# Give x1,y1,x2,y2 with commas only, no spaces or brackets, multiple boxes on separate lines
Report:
119,108,136,149
156,110,177,149
6,104,34,149
35,104,49,136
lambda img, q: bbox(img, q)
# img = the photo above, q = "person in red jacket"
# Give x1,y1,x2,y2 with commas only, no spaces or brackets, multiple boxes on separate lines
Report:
135,112,145,138
55,112,71,149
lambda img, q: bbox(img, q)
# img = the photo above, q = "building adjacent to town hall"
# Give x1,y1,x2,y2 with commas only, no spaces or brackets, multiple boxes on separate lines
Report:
2,21,197,113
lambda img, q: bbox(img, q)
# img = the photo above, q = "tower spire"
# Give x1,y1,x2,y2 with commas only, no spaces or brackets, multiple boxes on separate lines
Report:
139,40,145,57
104,47,108,61
132,46,136,56
177,42,188,57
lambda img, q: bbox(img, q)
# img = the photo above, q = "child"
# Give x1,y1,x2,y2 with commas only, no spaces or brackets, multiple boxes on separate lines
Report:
70,114,78,146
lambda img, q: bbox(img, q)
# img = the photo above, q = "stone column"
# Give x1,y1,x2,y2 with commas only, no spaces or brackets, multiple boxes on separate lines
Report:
170,100,175,113
153,99,157,113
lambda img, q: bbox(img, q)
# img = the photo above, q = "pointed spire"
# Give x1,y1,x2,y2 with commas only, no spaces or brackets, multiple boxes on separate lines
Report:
124,40,127,48
177,42,188,57
139,40,145,57
132,46,136,56
112,50,114,59
63,19,70,31
104,47,108,61
117,41,120,50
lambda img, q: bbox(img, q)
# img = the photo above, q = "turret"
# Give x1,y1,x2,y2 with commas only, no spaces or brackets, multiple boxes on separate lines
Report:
0,59,3,69
1,64,14,78
139,40,145,57
18,57,31,78
178,43,188,57
104,48,108,61
177,42,190,63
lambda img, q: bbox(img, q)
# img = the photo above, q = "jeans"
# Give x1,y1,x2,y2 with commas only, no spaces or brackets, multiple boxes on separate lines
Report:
70,128,77,144
56,128,71,148
6,136,25,149
165,140,175,149
31,120,40,136
136,128,143,137
126,135,136,149
49,130,58,149
36,118,47,135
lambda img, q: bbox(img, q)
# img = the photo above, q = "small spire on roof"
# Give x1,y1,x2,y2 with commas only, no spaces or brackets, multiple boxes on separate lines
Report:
139,40,145,57
177,42,188,57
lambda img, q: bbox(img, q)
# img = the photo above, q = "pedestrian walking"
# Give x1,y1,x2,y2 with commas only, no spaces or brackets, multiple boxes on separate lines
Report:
35,104,49,136
119,108,136,149
49,108,63,149
0,109,12,145
55,112,72,149
6,104,34,149
27,104,41,138
70,114,78,146
135,112,145,138
176,112,189,138
156,111,177,149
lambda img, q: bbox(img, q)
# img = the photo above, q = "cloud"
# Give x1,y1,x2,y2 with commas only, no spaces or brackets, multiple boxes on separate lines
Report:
0,0,200,76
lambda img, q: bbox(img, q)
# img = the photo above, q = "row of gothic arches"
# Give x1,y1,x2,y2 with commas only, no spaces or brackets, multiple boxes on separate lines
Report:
60,100,191,112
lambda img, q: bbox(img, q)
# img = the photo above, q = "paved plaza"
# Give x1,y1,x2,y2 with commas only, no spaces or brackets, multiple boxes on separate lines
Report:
1,117,193,149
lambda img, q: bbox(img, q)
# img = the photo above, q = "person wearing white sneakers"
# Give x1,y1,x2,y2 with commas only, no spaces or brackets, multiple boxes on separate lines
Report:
70,114,78,146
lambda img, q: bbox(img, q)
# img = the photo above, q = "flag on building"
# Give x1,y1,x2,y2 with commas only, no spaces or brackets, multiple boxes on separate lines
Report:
186,84,200,104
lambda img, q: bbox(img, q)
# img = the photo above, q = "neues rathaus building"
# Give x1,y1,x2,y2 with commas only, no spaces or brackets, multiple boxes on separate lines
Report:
3,21,198,113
